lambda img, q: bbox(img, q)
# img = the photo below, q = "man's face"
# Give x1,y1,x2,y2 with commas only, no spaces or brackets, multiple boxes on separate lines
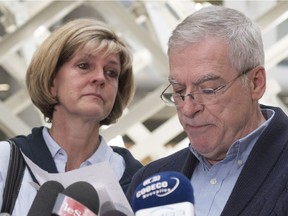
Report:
168,37,262,164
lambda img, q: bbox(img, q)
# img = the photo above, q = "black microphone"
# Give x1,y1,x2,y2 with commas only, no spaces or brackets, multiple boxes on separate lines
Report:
99,201,128,216
27,180,64,216
52,181,100,216
101,210,127,216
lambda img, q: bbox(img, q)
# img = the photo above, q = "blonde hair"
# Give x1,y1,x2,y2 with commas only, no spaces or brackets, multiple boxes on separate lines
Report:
26,18,134,125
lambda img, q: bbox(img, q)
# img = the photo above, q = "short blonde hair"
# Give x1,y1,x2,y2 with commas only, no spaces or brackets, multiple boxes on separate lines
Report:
26,18,134,125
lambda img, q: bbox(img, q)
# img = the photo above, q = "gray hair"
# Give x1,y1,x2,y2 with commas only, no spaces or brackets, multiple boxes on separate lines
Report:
168,6,264,73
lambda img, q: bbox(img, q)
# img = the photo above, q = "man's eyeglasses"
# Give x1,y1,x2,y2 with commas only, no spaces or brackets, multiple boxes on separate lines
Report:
160,69,252,107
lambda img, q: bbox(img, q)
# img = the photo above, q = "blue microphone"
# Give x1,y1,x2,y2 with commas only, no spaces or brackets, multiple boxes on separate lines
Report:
132,171,195,216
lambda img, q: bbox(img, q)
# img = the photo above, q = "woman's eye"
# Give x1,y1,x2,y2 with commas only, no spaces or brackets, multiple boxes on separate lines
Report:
78,63,89,70
106,70,119,79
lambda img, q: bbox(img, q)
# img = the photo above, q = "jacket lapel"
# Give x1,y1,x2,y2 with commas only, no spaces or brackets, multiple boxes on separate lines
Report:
221,107,288,215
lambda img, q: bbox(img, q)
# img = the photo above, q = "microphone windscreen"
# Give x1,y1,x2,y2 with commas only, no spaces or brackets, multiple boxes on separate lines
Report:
27,181,64,216
101,210,127,216
100,201,127,216
100,201,114,214
131,171,194,212
62,181,100,214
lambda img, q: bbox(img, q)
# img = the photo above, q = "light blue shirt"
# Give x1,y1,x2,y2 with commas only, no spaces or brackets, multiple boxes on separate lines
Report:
0,127,125,216
190,109,275,216
42,127,125,179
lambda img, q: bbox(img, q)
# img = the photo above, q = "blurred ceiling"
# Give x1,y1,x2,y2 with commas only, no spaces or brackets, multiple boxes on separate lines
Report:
0,0,288,165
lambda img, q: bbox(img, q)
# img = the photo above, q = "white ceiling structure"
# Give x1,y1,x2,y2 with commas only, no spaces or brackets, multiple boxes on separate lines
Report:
0,0,288,165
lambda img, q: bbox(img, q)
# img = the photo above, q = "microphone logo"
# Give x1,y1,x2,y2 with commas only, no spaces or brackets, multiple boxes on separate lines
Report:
53,193,97,216
156,177,179,197
60,197,83,216
136,175,180,199
132,172,195,216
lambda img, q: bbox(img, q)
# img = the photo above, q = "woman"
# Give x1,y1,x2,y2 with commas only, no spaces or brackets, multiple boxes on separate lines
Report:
0,18,142,215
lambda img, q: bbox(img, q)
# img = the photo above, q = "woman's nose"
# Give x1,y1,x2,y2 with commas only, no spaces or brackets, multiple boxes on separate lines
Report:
91,69,105,85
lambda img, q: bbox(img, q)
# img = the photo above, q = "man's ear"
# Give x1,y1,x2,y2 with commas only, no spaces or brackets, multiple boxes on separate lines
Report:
249,66,266,100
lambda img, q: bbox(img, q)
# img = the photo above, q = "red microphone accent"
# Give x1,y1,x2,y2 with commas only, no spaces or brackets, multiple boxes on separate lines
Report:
52,193,97,216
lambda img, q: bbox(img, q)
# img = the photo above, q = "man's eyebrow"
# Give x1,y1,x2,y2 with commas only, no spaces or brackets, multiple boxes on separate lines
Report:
169,74,223,86
193,74,222,85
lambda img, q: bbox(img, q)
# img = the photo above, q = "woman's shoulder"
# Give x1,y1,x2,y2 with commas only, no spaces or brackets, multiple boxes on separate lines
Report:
0,140,12,184
0,140,11,163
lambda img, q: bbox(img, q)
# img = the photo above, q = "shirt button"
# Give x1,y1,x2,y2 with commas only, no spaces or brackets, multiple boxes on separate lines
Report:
237,160,243,166
210,178,217,185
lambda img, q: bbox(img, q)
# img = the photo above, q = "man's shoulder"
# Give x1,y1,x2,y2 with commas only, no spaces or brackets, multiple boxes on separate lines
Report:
110,145,143,172
137,147,191,179
148,147,190,167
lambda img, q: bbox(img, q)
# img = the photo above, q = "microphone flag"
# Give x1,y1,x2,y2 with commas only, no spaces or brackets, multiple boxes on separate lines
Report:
132,171,195,216
52,193,97,216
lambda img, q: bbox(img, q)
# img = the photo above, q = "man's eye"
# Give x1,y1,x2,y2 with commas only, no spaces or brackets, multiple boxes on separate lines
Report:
172,86,185,94
175,90,186,95
200,88,215,95
171,85,185,94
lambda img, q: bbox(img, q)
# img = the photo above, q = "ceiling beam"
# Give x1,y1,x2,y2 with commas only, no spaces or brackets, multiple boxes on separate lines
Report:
88,1,169,76
0,0,84,64
0,100,31,137
256,1,288,34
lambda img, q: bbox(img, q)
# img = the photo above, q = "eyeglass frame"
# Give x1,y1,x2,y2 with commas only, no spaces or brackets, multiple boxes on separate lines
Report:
160,68,253,106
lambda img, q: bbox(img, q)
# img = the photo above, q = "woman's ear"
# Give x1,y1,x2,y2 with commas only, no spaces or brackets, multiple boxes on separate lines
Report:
50,77,57,97
249,66,266,100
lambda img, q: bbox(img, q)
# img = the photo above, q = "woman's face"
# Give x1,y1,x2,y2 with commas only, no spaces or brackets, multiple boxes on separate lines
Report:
50,47,121,123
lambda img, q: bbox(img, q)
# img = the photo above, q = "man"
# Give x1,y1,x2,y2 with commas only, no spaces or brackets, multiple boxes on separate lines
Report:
127,5,288,216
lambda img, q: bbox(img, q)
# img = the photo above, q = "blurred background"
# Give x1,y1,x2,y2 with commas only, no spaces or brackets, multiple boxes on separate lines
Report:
0,0,287,165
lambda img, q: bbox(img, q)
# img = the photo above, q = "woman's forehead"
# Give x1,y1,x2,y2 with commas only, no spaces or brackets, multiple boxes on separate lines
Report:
73,43,120,59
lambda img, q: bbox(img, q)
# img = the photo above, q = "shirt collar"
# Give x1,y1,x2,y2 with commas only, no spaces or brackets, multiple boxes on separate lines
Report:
43,127,61,158
190,108,275,168
42,127,113,165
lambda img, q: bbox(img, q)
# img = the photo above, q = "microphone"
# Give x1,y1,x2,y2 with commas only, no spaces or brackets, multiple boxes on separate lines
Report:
131,171,195,216
101,210,127,216
99,201,128,216
27,180,64,216
52,181,100,216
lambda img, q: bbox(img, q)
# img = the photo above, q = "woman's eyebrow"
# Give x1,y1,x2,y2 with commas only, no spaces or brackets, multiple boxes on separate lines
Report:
107,60,121,66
